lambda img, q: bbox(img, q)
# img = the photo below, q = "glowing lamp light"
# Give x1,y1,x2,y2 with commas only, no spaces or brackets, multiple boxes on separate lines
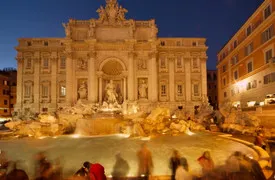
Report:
260,102,265,106
71,134,81,139
172,114,177,119
247,101,256,107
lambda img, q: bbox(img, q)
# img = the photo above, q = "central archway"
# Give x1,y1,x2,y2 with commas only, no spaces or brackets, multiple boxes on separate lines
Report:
99,58,127,104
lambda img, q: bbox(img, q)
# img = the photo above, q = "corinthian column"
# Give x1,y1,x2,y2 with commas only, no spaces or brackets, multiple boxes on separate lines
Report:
15,57,23,111
185,57,191,102
150,52,158,102
128,52,134,101
65,52,73,105
169,56,175,102
33,56,40,112
200,57,207,100
50,57,57,111
88,52,97,103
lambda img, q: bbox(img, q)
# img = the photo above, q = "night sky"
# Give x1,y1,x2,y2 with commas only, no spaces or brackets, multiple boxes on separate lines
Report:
0,0,263,70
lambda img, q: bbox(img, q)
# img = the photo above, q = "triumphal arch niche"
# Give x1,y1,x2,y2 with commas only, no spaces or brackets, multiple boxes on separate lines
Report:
15,0,208,114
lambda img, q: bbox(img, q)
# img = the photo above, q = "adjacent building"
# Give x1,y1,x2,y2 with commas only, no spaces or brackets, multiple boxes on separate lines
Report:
0,68,17,117
15,0,208,114
217,0,275,108
207,70,218,109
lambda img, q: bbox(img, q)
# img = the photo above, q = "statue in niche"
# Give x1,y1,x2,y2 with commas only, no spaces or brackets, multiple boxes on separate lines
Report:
117,5,128,21
78,81,87,100
88,20,95,38
105,80,118,104
62,23,71,38
138,79,148,99
77,58,87,71
97,6,107,22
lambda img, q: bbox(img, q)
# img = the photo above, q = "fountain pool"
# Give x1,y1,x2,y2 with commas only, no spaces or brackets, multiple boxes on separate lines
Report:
0,132,257,179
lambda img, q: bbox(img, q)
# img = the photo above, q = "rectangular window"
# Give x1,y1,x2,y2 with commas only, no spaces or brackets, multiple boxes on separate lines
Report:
222,65,226,72
262,25,274,43
160,57,166,68
43,58,49,69
42,85,49,98
223,78,226,85
24,85,31,97
177,85,183,96
4,109,7,113
252,80,257,88
247,82,252,90
265,49,273,63
233,40,238,48
247,61,253,73
234,70,238,80
60,56,66,69
246,25,252,36
2,90,5,95
44,41,48,46
245,43,253,56
176,56,182,68
231,55,238,65
26,58,32,69
3,80,7,85
224,92,227,98
60,85,66,97
161,85,166,96
193,59,198,68
264,72,275,84
4,100,7,105
264,5,272,19
194,84,199,96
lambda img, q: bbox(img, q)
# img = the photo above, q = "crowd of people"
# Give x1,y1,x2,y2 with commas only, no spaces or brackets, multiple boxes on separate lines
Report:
0,141,271,180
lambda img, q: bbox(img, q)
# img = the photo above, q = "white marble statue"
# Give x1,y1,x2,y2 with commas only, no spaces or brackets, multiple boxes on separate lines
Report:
105,80,118,104
138,80,148,99
62,23,71,38
78,81,87,99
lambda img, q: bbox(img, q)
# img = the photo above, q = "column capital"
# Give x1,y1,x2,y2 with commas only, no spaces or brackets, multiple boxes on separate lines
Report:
122,70,128,77
88,51,97,59
96,71,104,77
16,57,23,63
149,51,157,59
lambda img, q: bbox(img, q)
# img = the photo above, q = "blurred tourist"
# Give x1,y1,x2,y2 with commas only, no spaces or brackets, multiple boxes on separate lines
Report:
89,161,107,180
74,161,90,179
137,143,154,180
6,161,29,180
254,132,266,150
0,150,9,179
169,149,181,180
34,152,53,180
197,151,214,175
175,157,192,180
111,153,129,180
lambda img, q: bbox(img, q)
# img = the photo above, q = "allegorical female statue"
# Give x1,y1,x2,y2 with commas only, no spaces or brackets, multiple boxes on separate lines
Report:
138,80,148,99
78,81,87,100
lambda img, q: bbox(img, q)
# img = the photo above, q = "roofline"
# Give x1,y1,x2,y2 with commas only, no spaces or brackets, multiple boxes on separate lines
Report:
217,0,266,55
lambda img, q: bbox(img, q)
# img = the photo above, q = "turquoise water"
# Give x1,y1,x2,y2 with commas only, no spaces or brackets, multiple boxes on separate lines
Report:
0,132,257,178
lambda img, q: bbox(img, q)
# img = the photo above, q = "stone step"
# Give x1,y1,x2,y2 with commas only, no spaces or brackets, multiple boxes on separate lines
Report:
210,124,220,132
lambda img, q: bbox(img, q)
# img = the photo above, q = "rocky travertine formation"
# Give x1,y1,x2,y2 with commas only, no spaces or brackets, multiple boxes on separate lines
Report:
5,106,208,138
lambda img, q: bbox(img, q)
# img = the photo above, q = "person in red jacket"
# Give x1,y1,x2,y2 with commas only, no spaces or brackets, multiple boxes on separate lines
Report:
89,162,107,180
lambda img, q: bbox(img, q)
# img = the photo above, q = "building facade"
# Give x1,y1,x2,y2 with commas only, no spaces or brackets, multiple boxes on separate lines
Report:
0,69,17,117
207,70,218,109
217,0,275,108
15,0,208,114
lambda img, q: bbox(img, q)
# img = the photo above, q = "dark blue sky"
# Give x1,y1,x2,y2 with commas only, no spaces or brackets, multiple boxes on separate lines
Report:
0,0,263,70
